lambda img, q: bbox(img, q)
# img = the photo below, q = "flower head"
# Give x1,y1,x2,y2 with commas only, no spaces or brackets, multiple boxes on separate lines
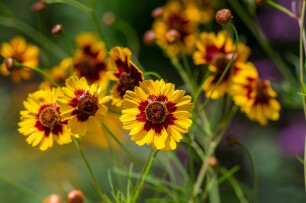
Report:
58,76,110,135
73,33,109,88
0,36,39,82
120,80,193,151
193,30,250,65
108,47,144,106
18,88,76,151
230,62,281,125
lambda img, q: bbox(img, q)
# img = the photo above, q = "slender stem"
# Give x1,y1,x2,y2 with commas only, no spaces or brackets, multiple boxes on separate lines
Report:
299,0,306,119
237,141,258,203
74,138,110,203
102,124,143,167
14,62,59,87
227,0,296,85
267,0,297,19
144,71,162,80
130,149,158,203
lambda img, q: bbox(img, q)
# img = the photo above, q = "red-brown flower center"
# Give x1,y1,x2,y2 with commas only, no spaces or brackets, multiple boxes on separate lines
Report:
145,101,168,123
119,73,136,92
39,107,60,128
255,80,270,103
211,53,232,72
77,95,98,118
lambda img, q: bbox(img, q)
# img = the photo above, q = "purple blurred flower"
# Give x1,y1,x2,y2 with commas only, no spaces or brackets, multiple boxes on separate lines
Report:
257,0,299,42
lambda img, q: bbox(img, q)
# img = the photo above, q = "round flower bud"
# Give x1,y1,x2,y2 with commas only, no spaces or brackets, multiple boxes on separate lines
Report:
208,157,218,168
151,7,163,18
67,190,85,203
31,0,46,13
4,58,15,69
102,12,116,26
256,0,267,6
52,24,63,36
143,30,156,45
165,29,180,43
215,9,233,25
43,194,62,203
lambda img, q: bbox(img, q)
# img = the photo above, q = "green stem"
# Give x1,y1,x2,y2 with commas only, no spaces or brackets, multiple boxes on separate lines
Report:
74,138,110,203
237,141,258,203
130,149,158,203
144,71,162,80
102,124,143,167
267,0,297,19
227,0,297,85
90,5,109,50
14,62,59,87
299,0,306,119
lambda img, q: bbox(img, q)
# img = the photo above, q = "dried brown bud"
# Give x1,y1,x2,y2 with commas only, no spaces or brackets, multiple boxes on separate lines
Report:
165,29,180,43
31,0,46,13
102,12,116,26
151,7,163,18
52,24,63,36
208,157,218,168
143,30,156,45
67,190,84,203
215,9,233,25
43,194,62,203
226,134,238,147
5,58,15,69
256,0,267,6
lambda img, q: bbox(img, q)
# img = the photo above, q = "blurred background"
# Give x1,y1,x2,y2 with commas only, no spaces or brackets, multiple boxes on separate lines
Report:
0,0,305,202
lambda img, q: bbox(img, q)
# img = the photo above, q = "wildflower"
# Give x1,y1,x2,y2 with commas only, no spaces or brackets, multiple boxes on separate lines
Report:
230,62,281,125
150,0,203,55
73,33,109,88
120,80,193,151
215,9,233,25
39,57,72,89
108,47,144,106
0,36,39,82
193,30,250,66
57,76,110,136
18,88,76,151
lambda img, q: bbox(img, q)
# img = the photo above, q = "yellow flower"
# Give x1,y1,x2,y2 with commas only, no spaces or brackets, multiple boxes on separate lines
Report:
0,36,39,82
18,88,77,151
193,30,250,65
73,33,109,88
151,0,202,55
230,62,281,125
120,80,193,151
57,76,110,135
108,47,144,106
39,57,73,89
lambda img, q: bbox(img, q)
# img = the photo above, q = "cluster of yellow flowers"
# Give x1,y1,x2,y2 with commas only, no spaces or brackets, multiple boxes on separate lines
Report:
0,33,193,151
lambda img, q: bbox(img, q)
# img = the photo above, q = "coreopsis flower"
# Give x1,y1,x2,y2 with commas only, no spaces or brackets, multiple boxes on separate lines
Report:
73,33,109,88
39,57,73,89
193,30,250,65
18,88,76,151
230,62,281,125
120,80,193,151
108,47,144,106
0,36,39,82
57,76,110,136
151,0,203,55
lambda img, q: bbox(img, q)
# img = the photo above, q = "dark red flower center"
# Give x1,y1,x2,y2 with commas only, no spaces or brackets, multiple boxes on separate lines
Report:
145,101,168,123
77,95,98,119
39,107,60,128
254,80,270,104
119,73,136,92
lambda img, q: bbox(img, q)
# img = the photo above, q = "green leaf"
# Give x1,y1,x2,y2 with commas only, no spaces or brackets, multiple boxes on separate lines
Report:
44,0,92,14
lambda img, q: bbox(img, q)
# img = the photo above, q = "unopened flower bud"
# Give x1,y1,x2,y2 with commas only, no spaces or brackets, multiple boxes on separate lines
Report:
165,29,180,43
226,134,238,147
256,0,267,6
43,194,62,203
31,0,46,13
151,7,163,18
52,24,63,36
67,190,84,203
215,9,233,25
102,12,116,26
208,157,218,168
143,30,156,45
5,58,15,69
